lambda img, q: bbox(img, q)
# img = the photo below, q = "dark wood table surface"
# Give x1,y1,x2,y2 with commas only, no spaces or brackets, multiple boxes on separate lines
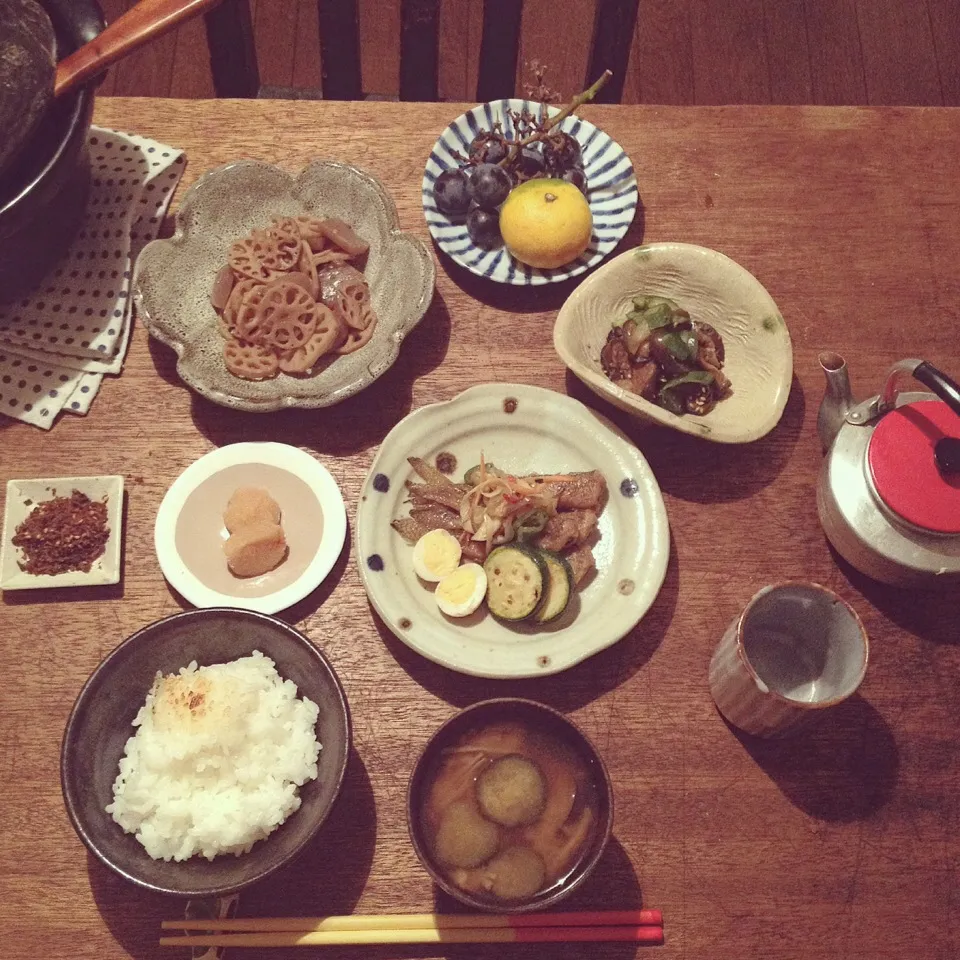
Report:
2,99,959,960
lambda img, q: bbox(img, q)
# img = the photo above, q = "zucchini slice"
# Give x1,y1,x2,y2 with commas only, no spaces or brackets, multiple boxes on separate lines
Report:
483,545,546,622
533,550,574,624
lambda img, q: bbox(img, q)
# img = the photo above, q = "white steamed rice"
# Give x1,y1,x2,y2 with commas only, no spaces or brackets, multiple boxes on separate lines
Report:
106,650,321,862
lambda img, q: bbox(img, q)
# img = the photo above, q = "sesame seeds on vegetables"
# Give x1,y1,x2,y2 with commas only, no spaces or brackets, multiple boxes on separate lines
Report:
12,490,109,575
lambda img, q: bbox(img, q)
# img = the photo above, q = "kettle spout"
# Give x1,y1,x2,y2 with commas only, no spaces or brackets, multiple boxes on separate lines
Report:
817,351,855,452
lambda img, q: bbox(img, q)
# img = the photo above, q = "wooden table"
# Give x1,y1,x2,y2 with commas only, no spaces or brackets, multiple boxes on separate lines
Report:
2,99,959,960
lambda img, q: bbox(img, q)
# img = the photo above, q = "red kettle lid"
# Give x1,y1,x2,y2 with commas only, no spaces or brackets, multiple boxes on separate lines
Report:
867,399,960,534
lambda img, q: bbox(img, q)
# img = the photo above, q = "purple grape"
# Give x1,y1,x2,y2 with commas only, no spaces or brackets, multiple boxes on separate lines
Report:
433,169,471,217
468,163,512,209
469,133,508,165
561,167,588,194
517,145,545,178
543,132,582,173
466,206,502,250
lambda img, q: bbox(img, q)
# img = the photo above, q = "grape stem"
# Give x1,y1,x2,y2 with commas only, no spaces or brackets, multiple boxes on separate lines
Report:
500,70,613,168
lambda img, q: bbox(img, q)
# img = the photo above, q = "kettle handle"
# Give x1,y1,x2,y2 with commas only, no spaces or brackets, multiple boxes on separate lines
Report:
913,362,960,419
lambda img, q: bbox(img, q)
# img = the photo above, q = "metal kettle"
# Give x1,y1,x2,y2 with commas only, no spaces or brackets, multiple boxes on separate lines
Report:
817,354,960,587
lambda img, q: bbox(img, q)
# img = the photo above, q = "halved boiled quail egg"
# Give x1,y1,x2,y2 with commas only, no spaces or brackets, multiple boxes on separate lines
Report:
435,563,488,618
412,528,462,582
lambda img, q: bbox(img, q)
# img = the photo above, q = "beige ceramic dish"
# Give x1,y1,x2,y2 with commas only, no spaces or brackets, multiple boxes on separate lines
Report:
134,159,435,412
1,476,124,590
155,443,346,615
554,242,793,444
355,383,669,679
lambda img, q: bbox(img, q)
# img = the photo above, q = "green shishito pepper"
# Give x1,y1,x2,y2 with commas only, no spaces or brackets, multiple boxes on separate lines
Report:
659,371,715,414
515,507,550,540
657,328,698,361
614,295,687,331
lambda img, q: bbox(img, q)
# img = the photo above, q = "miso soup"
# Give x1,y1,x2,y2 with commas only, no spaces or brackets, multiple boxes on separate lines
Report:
420,718,601,904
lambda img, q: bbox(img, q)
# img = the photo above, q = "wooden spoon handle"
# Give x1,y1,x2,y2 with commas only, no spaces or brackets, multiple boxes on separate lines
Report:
54,0,225,98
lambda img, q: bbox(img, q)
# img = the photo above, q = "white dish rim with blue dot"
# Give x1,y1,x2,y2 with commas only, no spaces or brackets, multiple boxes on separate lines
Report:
423,99,639,286
355,383,669,679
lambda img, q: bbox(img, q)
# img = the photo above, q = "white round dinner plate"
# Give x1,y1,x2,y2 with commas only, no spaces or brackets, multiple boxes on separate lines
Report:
422,99,638,285
155,443,346,614
355,384,669,678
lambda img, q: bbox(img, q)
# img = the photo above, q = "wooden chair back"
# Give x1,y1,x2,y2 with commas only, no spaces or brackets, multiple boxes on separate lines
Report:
203,0,640,103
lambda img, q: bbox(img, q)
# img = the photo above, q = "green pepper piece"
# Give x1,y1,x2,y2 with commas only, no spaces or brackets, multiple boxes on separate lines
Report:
632,295,680,313
659,371,715,414
658,330,697,361
641,302,676,331
619,294,684,333
464,462,503,486
515,508,550,540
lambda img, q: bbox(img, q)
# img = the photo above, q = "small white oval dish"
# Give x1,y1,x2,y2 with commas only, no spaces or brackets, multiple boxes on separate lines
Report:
155,443,346,614
554,242,793,443
355,383,670,679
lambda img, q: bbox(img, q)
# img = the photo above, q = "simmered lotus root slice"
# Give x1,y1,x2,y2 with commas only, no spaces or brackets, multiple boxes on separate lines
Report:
228,235,275,282
228,230,296,281
330,310,349,351
269,315,319,351
295,215,330,253
336,282,374,331
318,263,367,308
335,313,377,354
278,305,341,373
253,226,301,272
296,241,320,299
232,285,275,344
267,216,303,248
224,486,281,534
266,217,305,269
257,280,319,349
222,278,265,338
224,521,288,577
223,339,279,380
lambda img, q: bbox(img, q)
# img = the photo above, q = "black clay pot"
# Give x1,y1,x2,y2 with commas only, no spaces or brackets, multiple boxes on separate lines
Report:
0,0,105,303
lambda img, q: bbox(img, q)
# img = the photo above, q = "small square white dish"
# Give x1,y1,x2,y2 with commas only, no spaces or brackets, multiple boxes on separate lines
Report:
1,476,124,591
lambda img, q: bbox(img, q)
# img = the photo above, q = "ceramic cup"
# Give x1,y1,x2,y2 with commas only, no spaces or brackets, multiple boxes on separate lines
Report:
708,581,869,738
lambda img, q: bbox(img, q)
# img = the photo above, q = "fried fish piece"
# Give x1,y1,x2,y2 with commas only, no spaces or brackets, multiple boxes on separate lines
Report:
535,509,599,552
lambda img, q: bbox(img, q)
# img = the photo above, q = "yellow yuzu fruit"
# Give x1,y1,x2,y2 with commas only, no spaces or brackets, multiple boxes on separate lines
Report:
499,178,592,269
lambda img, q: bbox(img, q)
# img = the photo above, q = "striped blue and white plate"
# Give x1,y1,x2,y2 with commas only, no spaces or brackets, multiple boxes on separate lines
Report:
423,99,638,286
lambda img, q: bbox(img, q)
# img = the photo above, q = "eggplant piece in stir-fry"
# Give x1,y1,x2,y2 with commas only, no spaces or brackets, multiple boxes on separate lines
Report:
600,295,731,415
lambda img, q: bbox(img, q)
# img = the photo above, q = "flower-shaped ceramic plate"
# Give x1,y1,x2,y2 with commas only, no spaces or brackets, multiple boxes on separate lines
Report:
554,243,793,443
355,383,669,678
423,99,638,285
135,160,435,412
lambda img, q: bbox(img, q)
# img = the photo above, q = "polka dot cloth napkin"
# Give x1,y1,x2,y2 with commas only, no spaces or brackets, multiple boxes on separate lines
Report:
0,128,185,429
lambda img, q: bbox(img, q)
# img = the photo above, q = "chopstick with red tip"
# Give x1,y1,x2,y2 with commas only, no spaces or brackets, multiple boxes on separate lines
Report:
159,909,665,947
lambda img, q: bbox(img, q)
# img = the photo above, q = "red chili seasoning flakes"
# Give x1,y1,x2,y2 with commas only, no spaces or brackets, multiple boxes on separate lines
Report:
12,490,109,576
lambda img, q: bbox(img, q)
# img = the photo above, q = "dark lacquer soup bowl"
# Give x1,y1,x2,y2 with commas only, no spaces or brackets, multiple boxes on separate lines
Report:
408,698,614,913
